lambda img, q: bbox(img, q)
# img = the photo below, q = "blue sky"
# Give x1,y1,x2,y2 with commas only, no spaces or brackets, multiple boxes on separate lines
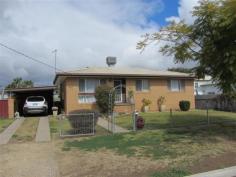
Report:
150,0,179,26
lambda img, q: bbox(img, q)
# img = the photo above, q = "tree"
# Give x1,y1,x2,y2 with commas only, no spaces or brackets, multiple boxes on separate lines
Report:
137,0,236,93
6,77,34,89
95,85,115,114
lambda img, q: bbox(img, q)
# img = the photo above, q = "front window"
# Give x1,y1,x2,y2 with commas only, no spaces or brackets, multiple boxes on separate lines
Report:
79,79,100,103
136,79,149,92
169,80,185,92
79,95,96,103
79,79,100,93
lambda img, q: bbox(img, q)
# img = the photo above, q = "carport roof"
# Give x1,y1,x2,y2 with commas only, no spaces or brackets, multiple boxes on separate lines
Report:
5,86,56,93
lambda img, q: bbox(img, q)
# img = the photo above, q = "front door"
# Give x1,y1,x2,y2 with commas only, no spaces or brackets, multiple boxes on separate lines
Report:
114,80,122,103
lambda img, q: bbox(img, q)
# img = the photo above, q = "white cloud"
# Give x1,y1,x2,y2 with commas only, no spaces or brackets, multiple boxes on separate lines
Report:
0,0,187,86
165,16,181,23
178,0,199,23
165,0,199,24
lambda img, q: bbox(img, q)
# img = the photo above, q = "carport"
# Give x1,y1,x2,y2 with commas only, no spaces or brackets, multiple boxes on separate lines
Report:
6,86,56,116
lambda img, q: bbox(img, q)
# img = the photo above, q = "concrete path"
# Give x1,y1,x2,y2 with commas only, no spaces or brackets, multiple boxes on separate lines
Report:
98,118,130,133
0,118,25,145
35,116,51,142
187,166,236,177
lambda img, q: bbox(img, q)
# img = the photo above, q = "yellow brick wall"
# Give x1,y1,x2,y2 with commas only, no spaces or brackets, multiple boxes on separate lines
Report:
8,98,14,118
126,78,195,112
63,77,195,114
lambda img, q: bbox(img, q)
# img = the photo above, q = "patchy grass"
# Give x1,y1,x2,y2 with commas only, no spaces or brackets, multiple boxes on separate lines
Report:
0,118,14,133
63,110,236,175
64,124,236,160
10,117,39,143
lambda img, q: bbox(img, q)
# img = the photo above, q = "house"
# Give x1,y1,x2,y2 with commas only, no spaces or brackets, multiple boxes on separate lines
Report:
194,75,221,95
54,64,195,114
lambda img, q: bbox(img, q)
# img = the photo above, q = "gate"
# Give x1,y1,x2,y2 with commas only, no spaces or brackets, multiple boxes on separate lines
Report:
59,113,95,137
0,100,8,118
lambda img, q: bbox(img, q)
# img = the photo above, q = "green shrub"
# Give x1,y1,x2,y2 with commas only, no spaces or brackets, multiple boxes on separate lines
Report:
179,100,190,111
95,85,115,114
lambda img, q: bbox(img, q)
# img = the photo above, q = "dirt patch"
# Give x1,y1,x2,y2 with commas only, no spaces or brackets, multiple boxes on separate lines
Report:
0,143,59,177
189,151,236,174
55,146,165,177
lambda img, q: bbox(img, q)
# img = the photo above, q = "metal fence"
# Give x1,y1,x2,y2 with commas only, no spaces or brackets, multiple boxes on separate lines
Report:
59,113,95,137
195,95,236,112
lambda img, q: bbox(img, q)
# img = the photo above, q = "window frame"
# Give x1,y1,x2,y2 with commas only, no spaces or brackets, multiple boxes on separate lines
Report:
78,78,100,103
169,79,185,92
79,78,100,93
136,79,150,92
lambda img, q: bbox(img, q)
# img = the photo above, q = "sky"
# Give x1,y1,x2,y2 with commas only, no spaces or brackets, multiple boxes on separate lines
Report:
0,0,199,87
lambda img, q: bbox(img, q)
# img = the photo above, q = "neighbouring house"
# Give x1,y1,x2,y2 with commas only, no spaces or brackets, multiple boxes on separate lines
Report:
194,75,222,95
54,61,195,114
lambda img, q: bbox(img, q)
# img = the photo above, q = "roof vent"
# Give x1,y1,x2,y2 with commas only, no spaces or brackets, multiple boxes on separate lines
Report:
106,56,116,67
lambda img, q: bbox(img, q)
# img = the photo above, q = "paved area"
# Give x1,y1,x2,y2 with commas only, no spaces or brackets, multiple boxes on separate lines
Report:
35,116,51,142
187,166,236,177
0,118,25,145
98,117,130,133
0,143,60,177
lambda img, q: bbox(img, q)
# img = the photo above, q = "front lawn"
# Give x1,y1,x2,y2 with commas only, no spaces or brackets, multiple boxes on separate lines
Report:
63,110,236,176
115,110,236,130
0,118,14,133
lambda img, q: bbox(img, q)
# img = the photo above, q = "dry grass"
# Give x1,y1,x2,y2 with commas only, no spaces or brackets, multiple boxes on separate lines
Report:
61,110,236,177
10,117,39,143
0,118,14,133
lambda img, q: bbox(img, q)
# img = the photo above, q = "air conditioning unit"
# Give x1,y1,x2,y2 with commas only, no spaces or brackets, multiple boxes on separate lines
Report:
106,56,116,67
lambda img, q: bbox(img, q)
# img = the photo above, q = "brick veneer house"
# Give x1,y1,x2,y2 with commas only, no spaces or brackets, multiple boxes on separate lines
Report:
54,67,195,114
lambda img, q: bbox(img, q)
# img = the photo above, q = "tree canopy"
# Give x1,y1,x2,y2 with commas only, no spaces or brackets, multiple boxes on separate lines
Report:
6,77,34,89
137,0,236,93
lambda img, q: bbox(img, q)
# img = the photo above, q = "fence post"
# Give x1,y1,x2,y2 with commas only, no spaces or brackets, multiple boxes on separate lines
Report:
170,108,173,127
206,100,210,126
133,111,137,131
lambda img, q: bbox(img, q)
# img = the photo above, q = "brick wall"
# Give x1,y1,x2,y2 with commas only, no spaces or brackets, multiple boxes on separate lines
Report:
63,77,195,114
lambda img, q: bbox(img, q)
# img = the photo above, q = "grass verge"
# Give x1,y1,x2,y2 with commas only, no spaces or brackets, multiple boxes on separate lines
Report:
0,118,14,133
